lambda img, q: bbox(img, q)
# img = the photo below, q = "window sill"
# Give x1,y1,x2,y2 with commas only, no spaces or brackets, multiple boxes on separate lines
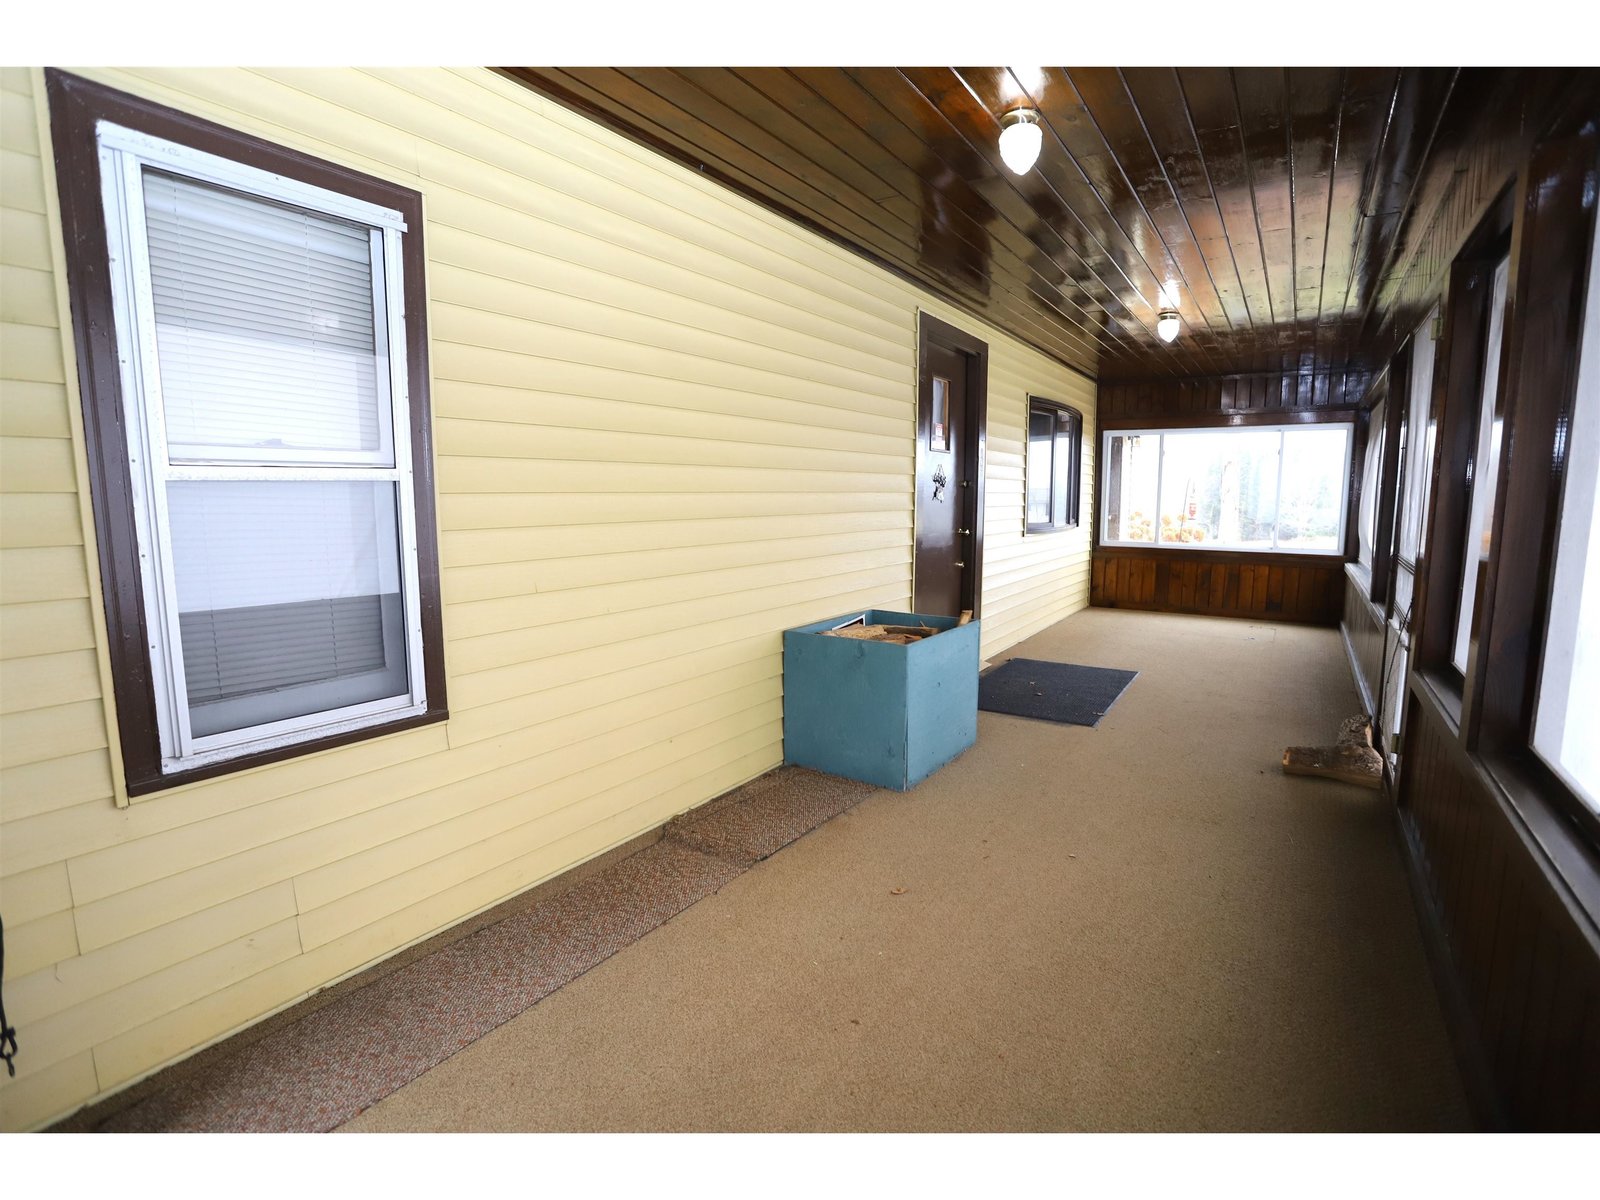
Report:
125,706,449,798
1026,523,1080,535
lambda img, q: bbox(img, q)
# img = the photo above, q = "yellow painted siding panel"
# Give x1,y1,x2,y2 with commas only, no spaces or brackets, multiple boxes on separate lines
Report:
0,860,73,925
0,598,96,658
0,649,101,713
0,380,73,439
0,1051,97,1133
0,265,57,325
0,491,83,548
0,546,89,603
0,749,114,820
0,66,1095,1131
1,437,78,493
4,910,80,982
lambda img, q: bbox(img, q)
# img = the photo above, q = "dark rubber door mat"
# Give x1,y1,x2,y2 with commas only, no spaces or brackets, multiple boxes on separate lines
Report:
978,658,1138,727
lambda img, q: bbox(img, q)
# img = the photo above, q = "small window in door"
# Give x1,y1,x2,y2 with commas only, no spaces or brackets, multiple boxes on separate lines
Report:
930,376,950,452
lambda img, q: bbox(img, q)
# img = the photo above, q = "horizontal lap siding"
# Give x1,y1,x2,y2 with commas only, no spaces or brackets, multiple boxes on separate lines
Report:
0,66,1094,1130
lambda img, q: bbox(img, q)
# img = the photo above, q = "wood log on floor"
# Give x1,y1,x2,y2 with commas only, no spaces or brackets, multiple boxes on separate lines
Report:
1282,714,1383,789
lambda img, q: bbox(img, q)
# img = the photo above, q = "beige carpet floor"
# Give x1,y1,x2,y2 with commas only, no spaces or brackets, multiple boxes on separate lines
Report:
340,608,1471,1132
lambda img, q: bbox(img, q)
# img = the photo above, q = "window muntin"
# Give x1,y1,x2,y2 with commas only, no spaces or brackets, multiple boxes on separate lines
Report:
1026,399,1081,532
1451,255,1512,673
1533,219,1600,813
96,120,428,774
1100,424,1351,553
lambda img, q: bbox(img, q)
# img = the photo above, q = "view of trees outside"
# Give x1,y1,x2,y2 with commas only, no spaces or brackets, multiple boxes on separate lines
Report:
1108,433,1158,541
1156,431,1279,547
1105,426,1349,551
1278,427,1349,550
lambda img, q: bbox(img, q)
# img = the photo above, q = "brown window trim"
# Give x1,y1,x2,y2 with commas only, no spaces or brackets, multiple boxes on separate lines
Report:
45,69,447,797
1025,395,1082,534
1468,122,1600,853
1366,351,1409,608
1411,186,1516,709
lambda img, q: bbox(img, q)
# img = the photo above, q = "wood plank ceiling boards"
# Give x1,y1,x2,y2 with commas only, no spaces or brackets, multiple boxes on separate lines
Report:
500,67,1590,386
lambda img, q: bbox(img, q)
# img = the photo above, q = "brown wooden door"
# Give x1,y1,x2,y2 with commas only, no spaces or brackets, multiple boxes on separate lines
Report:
914,314,986,618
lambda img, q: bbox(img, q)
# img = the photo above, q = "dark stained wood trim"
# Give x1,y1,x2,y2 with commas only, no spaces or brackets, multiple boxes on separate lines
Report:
1344,404,1370,563
1469,121,1600,850
1472,123,1597,752
916,310,988,619
45,69,448,797
501,68,1586,384
1097,369,1374,421
1098,407,1360,431
1094,544,1342,569
1411,187,1516,693
1399,671,1600,1129
1369,354,1409,607
1091,549,1344,626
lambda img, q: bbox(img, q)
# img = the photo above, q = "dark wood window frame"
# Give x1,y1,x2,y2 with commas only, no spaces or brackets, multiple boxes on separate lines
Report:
1024,396,1082,534
1409,121,1600,880
1355,353,1410,608
1413,187,1517,726
46,70,447,797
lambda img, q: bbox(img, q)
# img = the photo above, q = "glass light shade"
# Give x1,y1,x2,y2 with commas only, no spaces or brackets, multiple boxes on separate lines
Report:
998,115,1042,174
1157,311,1181,343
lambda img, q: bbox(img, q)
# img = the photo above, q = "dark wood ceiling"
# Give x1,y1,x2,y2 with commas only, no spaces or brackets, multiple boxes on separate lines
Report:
502,67,1593,382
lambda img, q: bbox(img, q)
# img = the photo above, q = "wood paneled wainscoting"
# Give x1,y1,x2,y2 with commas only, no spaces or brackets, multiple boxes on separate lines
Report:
1397,681,1600,1129
1090,548,1344,625
1341,567,1388,718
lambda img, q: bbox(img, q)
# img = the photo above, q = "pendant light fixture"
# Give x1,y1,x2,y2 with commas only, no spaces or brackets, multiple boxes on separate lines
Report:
1156,309,1181,343
998,108,1043,175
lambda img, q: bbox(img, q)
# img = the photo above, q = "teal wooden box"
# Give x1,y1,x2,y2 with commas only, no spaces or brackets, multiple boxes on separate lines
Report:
782,609,980,790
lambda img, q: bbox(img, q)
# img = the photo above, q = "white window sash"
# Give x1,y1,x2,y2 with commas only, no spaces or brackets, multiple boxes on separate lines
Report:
96,120,407,232
97,125,427,774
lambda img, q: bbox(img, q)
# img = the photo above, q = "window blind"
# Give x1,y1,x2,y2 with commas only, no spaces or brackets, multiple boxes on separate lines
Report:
167,481,407,737
143,170,386,460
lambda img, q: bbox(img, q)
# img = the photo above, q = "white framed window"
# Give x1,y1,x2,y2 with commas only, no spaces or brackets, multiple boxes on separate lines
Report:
94,120,431,776
1100,423,1353,553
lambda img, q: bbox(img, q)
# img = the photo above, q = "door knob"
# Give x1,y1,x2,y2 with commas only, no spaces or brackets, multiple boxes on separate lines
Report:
958,528,971,536
954,561,966,568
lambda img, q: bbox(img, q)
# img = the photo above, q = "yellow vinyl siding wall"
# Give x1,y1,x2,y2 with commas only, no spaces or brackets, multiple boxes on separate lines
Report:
0,66,1094,1131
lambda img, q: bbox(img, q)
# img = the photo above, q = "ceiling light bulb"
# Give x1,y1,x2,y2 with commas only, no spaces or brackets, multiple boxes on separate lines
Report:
998,109,1042,174
1157,310,1181,343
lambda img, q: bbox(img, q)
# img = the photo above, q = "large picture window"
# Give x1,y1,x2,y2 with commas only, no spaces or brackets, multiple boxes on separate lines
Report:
1100,424,1352,553
49,71,446,794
